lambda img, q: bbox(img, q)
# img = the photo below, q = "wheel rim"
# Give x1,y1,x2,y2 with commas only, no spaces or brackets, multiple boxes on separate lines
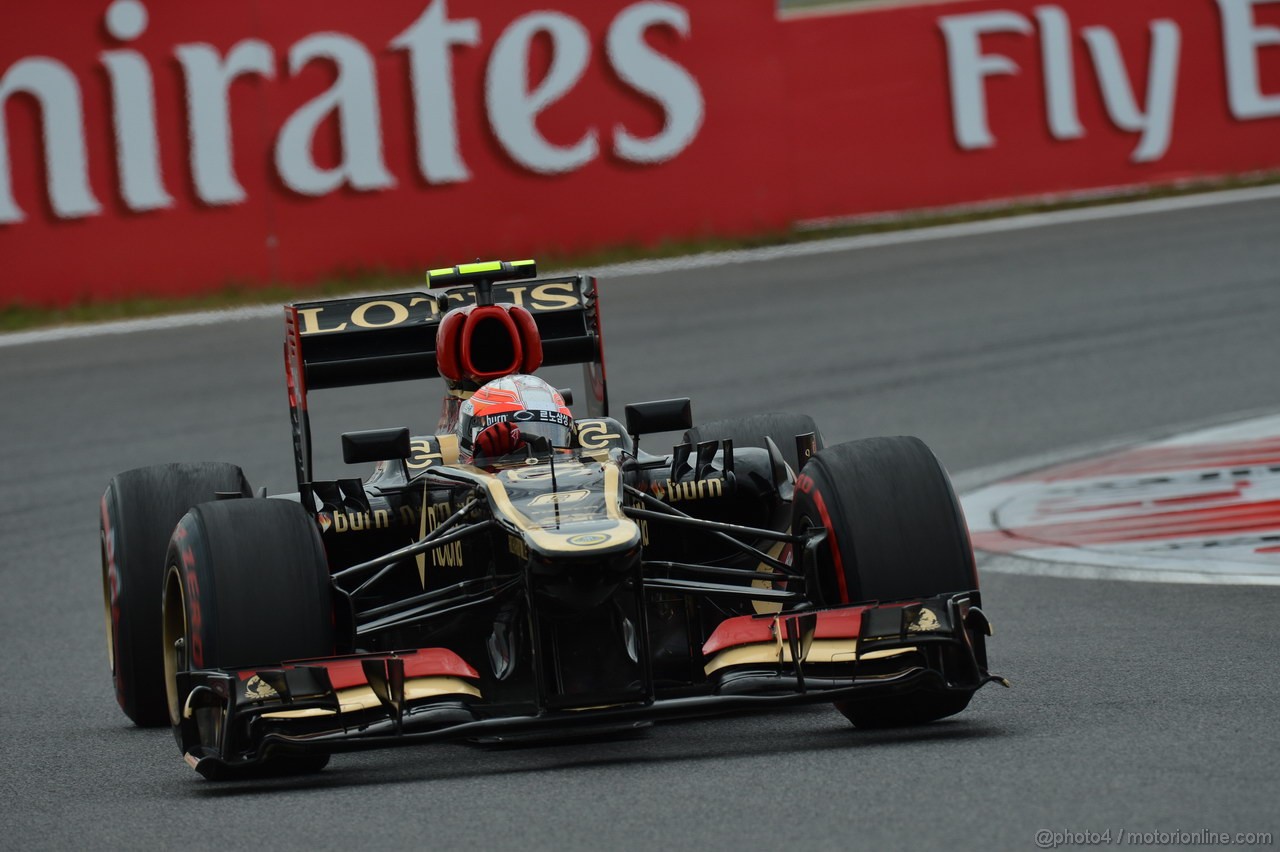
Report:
162,565,188,727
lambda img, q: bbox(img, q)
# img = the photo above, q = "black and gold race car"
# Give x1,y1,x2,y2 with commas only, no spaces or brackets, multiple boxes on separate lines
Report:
99,260,1001,779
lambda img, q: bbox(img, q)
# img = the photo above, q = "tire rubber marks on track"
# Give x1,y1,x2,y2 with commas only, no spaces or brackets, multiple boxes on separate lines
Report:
963,414,1280,584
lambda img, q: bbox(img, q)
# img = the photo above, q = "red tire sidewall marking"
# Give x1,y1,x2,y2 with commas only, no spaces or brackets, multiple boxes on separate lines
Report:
797,472,850,604
100,492,124,704
175,523,205,669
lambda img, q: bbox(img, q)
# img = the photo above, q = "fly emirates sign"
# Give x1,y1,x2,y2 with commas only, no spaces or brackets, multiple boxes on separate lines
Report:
0,0,704,224
939,0,1280,163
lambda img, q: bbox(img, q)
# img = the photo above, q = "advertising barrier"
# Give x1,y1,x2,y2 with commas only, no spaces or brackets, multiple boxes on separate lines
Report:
2,0,1278,305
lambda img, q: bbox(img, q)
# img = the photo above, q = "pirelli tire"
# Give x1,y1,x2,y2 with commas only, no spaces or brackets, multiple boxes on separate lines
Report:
163,497,335,776
100,462,251,727
683,412,824,474
792,436,979,728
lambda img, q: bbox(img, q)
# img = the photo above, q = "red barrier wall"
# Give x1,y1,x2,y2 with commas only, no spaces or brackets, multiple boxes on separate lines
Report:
1,0,1278,306
783,0,1280,221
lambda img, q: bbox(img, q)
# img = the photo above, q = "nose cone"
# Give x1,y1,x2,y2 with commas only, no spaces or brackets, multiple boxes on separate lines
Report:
528,546,640,614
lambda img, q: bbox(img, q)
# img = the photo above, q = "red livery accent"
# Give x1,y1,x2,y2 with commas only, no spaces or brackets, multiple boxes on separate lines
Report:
436,303,544,384
701,615,774,656
6,0,1280,305
434,309,466,384
283,306,308,413
702,607,867,657
235,648,480,688
813,606,864,640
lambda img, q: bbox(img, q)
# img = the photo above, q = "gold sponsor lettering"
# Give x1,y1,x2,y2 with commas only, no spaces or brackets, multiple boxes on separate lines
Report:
330,509,391,533
663,477,724,504
422,501,462,569
296,307,347,335
508,536,530,561
503,463,595,483
298,282,580,336
409,295,437,319
529,489,590,506
351,300,411,329
433,540,463,569
529,282,579,311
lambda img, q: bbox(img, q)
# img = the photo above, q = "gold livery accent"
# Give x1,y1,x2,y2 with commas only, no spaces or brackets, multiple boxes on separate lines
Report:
908,607,940,633
751,538,790,616
296,282,582,335
529,489,590,507
448,459,641,554
416,484,430,588
243,675,279,701
575,420,622,451
703,640,918,676
407,434,460,470
261,676,482,719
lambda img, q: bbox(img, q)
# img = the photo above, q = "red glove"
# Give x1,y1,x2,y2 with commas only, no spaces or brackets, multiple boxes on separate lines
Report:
474,421,525,460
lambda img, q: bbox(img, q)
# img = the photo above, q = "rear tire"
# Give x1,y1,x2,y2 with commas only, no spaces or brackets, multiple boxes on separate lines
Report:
792,436,979,727
163,498,334,776
684,412,824,473
100,463,251,726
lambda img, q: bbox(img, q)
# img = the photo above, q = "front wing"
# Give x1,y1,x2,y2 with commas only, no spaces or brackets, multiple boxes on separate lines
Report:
175,593,999,778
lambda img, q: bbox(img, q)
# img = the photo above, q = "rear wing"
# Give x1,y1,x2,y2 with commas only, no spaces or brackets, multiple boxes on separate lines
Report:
284,271,608,492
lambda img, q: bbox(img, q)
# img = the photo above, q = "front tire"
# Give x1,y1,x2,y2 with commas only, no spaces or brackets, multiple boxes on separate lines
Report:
163,498,334,775
792,436,979,727
100,463,251,726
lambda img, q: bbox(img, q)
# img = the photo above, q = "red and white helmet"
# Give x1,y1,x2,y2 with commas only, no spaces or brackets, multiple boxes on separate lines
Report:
457,375,573,462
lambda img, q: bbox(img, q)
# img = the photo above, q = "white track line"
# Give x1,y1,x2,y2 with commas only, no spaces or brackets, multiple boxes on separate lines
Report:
6,182,1280,350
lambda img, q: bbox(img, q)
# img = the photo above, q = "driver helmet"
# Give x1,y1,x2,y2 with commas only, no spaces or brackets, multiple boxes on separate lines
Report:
457,374,574,462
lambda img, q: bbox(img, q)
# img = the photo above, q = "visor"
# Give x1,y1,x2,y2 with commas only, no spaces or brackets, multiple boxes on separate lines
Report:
470,408,574,451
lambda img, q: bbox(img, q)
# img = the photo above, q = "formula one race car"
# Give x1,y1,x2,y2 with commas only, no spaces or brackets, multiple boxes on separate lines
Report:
99,260,1001,779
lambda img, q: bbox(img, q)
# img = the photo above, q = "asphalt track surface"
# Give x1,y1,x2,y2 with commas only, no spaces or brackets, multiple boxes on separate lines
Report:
3,195,1279,850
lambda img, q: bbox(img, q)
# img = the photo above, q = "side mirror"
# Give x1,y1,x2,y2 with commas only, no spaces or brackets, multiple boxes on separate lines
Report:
625,398,692,437
342,427,411,464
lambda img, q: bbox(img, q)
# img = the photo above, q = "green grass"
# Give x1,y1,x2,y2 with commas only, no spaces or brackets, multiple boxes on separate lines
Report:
4,171,1278,333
